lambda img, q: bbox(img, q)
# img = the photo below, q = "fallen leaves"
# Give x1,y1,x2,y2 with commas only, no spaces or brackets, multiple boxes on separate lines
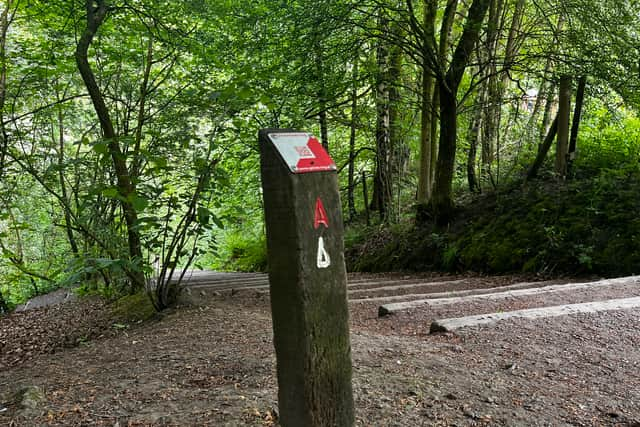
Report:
0,298,113,368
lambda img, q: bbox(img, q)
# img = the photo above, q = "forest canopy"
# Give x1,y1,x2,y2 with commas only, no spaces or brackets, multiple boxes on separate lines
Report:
2,0,640,311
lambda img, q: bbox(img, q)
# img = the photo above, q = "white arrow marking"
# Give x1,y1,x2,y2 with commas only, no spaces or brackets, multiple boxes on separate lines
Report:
317,236,331,268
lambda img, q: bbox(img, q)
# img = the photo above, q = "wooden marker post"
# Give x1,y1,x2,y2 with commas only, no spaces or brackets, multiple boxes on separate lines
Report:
259,129,354,427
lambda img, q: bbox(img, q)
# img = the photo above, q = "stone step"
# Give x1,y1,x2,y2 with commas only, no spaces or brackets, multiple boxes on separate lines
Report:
429,295,640,333
378,276,637,315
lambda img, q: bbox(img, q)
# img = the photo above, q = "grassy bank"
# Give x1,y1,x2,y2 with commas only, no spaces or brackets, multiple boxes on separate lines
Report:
346,167,640,277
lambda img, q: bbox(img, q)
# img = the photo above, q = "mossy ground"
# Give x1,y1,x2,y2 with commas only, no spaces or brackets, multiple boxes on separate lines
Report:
346,169,640,277
111,292,158,323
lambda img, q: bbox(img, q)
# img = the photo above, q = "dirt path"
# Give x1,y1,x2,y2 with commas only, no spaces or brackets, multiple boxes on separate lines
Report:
1,274,639,426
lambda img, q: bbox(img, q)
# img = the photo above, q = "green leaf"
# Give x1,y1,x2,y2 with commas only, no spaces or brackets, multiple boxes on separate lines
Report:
129,194,149,212
101,187,120,198
211,213,224,229
92,141,109,155
197,206,210,225
152,156,168,169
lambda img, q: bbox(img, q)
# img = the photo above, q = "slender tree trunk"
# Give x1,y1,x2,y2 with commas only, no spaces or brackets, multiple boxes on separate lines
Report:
439,0,459,64
528,74,550,134
467,86,485,192
388,35,402,223
371,14,393,221
540,81,557,140
417,73,435,225
481,0,504,176
74,0,145,291
504,0,525,65
526,115,559,180
417,0,437,206
555,75,571,179
417,69,434,203
429,89,439,185
416,0,458,223
347,60,358,221
319,107,329,151
315,50,329,152
528,14,564,142
567,75,587,175
362,171,370,226
0,0,12,179
467,122,480,193
57,105,79,255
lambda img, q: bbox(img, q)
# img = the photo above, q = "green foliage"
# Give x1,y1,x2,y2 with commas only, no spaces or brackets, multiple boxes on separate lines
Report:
348,158,640,277
206,229,268,273
574,105,640,176
4,0,640,300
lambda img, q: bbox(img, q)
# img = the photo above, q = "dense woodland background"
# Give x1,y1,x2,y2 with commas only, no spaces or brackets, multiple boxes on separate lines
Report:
2,0,640,312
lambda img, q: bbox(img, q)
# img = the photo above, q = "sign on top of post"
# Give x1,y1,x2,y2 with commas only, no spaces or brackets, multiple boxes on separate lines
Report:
267,132,336,174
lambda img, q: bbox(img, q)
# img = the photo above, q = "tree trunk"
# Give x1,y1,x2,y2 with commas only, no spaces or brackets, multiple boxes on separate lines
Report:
347,60,358,221
315,49,329,152
429,0,459,186
371,14,393,221
417,69,435,205
362,171,370,226
74,0,145,291
319,106,329,152
467,121,480,193
526,115,558,180
0,0,12,179
555,75,571,179
467,87,484,192
539,15,564,141
481,0,504,178
439,0,459,63
417,0,438,206
567,75,587,175
431,81,458,223
504,0,525,65
527,73,550,135
540,81,557,140
388,33,402,223
430,0,491,224
57,105,79,256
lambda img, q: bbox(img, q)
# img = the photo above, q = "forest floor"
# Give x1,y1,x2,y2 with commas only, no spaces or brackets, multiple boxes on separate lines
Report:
1,273,640,426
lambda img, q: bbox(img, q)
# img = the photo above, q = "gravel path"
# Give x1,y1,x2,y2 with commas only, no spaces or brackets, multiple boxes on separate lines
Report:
1,274,639,426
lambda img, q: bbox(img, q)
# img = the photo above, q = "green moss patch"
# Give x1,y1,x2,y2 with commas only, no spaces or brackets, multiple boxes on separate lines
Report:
346,168,640,277
111,292,157,323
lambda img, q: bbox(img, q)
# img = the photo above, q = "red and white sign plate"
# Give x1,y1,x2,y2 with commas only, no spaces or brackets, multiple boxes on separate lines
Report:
267,132,336,173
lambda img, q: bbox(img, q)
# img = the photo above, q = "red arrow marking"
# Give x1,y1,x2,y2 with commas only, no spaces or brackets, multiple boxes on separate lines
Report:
295,136,335,173
314,197,329,229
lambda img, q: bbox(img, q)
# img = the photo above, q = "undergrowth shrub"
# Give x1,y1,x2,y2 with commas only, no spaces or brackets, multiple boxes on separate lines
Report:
208,229,267,272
